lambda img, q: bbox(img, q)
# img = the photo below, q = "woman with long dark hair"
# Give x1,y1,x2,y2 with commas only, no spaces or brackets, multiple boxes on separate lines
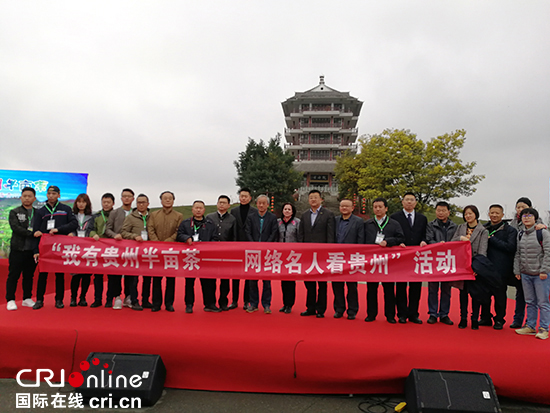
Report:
69,193,93,307
277,202,300,314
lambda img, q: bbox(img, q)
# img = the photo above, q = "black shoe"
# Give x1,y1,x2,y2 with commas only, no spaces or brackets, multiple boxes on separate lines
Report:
440,316,454,325
365,316,376,322
387,317,397,324
300,310,316,316
227,302,238,310
493,321,504,330
204,305,221,313
185,305,193,314
165,305,175,312
105,300,113,308
284,306,292,314
316,313,325,318
151,306,161,312
243,302,249,311
132,303,143,311
142,301,153,309
409,317,423,324
478,318,492,327
347,314,356,320
90,301,102,308
78,300,87,307
55,300,64,309
70,299,77,307
471,320,479,330
398,317,407,324
510,322,522,329
427,316,437,324
334,312,344,319
33,300,44,310
279,306,286,313
458,319,467,329
220,305,229,311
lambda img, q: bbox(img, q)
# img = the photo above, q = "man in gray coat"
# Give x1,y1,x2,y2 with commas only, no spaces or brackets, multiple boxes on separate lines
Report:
332,199,364,320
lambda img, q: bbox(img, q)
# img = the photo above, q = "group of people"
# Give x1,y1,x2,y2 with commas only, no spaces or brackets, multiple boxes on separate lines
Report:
5,185,550,340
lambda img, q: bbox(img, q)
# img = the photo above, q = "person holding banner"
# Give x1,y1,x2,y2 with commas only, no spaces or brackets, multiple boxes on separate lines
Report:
104,188,135,310
230,188,256,310
332,199,364,320
277,202,300,314
177,200,219,313
451,205,488,330
425,201,458,325
33,185,78,310
364,197,405,323
148,191,183,312
391,192,428,324
88,193,115,308
6,187,38,311
68,193,94,307
206,195,237,311
245,195,278,314
120,193,152,311
298,190,335,318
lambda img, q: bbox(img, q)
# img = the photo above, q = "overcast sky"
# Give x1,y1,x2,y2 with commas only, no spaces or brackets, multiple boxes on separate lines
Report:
1,1,549,220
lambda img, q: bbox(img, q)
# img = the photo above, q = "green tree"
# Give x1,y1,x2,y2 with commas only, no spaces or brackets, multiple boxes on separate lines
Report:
234,134,302,209
335,129,484,211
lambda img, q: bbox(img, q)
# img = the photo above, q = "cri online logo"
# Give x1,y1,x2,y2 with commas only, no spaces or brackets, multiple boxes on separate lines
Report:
17,358,144,389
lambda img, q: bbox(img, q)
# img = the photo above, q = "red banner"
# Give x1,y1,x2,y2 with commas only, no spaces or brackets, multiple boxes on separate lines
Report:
37,234,474,282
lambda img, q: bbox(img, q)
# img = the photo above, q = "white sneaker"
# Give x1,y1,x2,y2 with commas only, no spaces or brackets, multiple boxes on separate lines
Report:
536,329,549,340
113,296,123,310
516,326,537,335
123,296,132,308
22,298,36,308
7,300,17,311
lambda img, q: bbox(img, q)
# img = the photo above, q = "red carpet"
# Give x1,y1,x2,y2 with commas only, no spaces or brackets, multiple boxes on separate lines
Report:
1,259,549,405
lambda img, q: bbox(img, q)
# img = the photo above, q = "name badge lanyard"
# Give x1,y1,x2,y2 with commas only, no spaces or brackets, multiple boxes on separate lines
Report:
45,201,59,217
45,201,59,230
192,218,203,242
141,214,148,240
376,217,389,233
27,208,34,231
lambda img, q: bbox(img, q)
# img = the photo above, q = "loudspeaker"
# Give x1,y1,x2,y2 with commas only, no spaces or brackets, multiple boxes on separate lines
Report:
77,352,166,407
405,369,501,413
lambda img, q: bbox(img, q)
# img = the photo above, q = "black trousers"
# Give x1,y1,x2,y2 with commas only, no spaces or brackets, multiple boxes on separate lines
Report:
366,282,396,319
152,276,175,308
332,281,358,316
480,285,508,324
70,274,91,300
142,276,152,302
304,281,327,315
459,287,481,320
36,272,65,302
125,276,139,304
106,274,122,302
219,279,230,307
231,279,250,305
93,274,104,302
185,278,215,307
396,281,422,319
6,250,36,301
281,281,296,308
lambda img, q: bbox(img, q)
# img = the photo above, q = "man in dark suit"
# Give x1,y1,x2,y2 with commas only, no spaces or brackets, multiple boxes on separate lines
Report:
390,192,428,324
333,199,364,320
298,189,335,318
230,188,256,309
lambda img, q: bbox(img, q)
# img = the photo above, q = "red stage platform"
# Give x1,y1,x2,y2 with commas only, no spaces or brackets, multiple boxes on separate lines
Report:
1,260,548,405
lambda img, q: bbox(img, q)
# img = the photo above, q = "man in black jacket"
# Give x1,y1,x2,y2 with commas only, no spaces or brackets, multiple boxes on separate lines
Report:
6,187,38,311
245,195,278,314
230,188,256,309
298,190,335,318
33,185,78,309
425,201,458,325
332,199,364,320
365,197,405,323
207,195,237,311
177,200,219,313
482,204,517,329
391,192,428,324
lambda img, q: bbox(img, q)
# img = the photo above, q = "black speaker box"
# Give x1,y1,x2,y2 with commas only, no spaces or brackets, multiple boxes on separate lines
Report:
405,369,501,413
78,352,166,407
